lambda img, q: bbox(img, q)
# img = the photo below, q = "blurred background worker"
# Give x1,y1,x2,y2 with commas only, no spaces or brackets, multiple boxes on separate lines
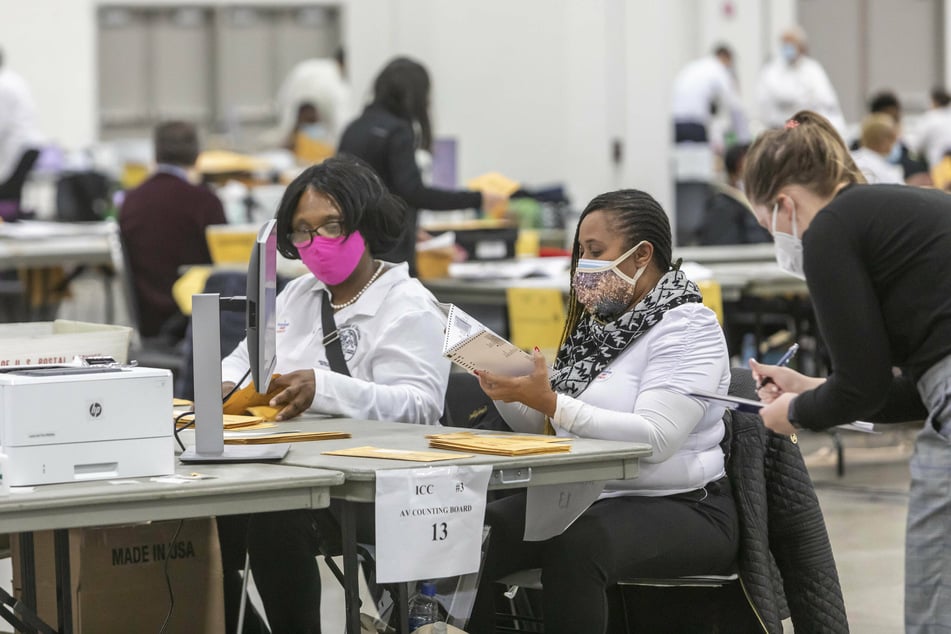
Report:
274,47,352,149
118,121,226,343
671,43,750,146
850,113,905,184
0,47,41,189
757,26,845,135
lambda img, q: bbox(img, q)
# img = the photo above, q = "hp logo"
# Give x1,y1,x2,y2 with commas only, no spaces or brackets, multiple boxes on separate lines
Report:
89,402,103,418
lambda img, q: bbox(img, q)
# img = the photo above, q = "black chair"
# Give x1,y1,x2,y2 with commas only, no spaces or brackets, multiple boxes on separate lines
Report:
0,148,40,210
441,371,512,432
113,231,184,379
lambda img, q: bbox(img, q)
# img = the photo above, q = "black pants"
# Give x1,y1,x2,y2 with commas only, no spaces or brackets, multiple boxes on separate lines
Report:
218,502,376,634
674,121,709,143
468,479,738,634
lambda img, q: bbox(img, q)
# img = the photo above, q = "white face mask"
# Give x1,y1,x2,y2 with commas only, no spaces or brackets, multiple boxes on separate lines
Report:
771,201,805,279
573,241,647,320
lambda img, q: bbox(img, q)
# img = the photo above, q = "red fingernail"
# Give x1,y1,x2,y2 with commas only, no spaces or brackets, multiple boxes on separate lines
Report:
473,370,480,376
534,346,540,352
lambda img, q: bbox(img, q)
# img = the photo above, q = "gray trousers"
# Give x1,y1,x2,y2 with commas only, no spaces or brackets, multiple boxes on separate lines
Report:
907,354,951,633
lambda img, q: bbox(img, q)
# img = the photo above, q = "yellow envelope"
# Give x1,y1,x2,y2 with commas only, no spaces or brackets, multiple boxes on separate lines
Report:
322,446,472,462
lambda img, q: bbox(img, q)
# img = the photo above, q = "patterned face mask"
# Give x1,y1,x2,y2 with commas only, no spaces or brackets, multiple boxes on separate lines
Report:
572,241,647,321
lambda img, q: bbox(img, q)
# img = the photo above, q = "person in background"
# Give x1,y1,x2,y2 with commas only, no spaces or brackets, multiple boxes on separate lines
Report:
859,91,931,185
851,113,905,184
907,87,951,177
275,46,352,146
468,189,737,633
338,57,507,270
671,43,750,146
284,101,334,165
699,143,772,245
757,26,845,135
743,110,951,633
118,121,225,342
0,47,41,185
216,155,451,633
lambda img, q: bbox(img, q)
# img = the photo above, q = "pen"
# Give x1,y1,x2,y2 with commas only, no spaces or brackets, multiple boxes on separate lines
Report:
759,343,799,388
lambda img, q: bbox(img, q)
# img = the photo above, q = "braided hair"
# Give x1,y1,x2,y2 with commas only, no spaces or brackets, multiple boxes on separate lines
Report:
274,155,407,259
560,189,673,346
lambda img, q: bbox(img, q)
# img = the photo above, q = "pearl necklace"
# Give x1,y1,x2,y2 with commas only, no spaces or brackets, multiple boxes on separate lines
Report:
329,261,386,310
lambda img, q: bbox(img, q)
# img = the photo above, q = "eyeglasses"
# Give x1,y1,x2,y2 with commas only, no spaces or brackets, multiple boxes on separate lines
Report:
289,219,344,246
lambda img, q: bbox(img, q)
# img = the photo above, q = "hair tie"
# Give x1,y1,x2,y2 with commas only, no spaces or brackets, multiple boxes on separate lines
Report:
785,119,800,129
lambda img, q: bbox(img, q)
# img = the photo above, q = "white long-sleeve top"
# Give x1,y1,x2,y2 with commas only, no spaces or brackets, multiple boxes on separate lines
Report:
851,147,904,185
906,106,951,169
0,68,41,183
495,303,730,496
757,55,845,135
222,262,450,425
671,56,751,143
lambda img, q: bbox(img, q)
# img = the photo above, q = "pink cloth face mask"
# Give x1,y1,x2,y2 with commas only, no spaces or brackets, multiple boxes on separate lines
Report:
296,231,367,285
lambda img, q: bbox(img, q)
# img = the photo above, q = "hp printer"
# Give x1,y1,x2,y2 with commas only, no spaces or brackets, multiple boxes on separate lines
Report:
0,366,174,486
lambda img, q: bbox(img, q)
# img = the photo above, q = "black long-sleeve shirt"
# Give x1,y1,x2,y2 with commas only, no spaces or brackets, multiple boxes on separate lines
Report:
338,104,482,265
795,184,951,429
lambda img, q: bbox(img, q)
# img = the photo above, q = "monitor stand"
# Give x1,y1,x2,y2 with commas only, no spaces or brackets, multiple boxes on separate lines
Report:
179,293,290,463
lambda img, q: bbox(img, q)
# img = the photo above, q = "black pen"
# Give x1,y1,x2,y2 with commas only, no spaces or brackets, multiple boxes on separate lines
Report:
758,343,799,388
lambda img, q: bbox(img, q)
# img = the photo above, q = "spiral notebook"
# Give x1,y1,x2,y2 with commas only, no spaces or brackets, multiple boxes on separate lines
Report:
439,303,535,376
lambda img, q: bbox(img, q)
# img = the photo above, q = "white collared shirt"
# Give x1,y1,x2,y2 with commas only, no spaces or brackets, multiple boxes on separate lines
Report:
222,262,450,425
495,303,730,496
671,56,750,143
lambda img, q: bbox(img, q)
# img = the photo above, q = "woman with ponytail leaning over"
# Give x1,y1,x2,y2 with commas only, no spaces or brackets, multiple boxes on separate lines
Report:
468,189,738,633
745,110,951,633
216,155,450,633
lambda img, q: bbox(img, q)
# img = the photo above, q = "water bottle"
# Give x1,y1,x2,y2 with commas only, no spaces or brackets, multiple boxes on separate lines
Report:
407,581,439,631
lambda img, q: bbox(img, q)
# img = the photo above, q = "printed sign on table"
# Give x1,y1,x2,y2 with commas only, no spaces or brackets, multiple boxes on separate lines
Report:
375,465,491,583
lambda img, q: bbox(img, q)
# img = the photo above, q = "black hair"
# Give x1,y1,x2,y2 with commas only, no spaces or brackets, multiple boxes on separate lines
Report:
868,91,900,114
713,44,733,61
154,121,199,166
724,143,749,178
561,189,673,343
274,154,406,260
932,87,951,107
372,57,432,151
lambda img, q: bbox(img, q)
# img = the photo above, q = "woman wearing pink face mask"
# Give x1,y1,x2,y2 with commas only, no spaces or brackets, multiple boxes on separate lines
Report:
217,155,451,633
468,189,738,633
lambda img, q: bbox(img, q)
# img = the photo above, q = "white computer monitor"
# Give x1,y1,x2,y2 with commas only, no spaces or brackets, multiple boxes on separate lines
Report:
180,219,289,463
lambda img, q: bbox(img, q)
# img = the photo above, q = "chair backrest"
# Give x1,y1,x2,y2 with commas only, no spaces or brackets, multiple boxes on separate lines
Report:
441,372,512,432
0,148,40,202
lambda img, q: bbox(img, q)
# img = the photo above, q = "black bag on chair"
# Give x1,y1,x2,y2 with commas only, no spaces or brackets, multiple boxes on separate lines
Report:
56,171,112,222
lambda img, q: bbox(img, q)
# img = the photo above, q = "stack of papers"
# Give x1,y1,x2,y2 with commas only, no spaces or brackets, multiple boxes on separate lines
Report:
175,413,273,431
322,446,470,462
225,430,351,444
427,431,572,456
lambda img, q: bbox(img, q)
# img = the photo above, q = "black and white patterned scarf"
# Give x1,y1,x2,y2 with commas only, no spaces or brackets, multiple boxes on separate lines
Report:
550,268,702,398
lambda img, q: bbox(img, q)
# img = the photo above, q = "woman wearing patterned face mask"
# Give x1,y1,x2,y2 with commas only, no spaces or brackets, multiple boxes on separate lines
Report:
745,110,951,633
217,155,451,633
468,189,738,633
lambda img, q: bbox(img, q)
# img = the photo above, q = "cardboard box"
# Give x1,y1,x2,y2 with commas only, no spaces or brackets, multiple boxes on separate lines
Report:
12,518,224,633
0,320,132,367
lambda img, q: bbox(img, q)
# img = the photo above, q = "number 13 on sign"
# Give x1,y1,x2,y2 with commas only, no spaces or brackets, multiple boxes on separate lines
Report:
375,465,492,583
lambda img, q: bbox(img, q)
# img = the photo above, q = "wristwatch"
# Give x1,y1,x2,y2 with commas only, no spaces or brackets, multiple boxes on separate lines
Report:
787,397,804,431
